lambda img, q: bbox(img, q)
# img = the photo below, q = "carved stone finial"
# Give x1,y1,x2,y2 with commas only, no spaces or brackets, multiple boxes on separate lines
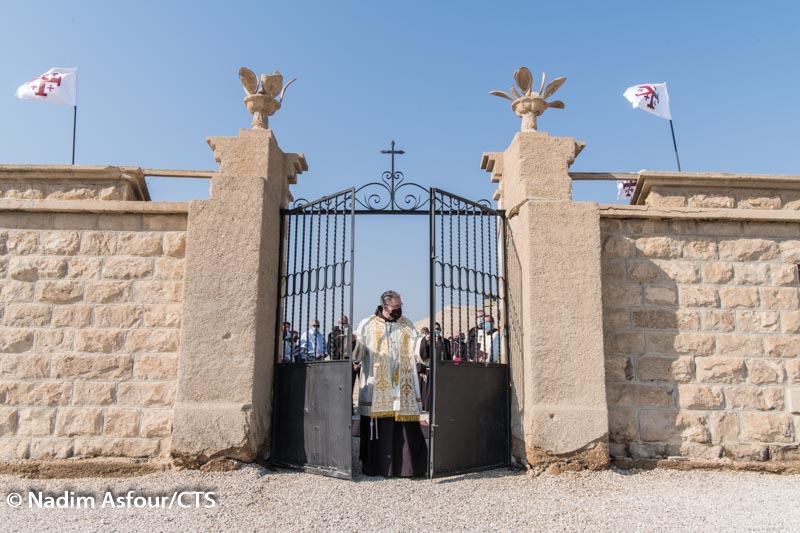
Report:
238,67,296,130
490,66,566,132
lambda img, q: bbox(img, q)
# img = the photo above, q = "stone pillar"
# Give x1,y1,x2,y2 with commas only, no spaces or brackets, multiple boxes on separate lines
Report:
172,129,306,465
482,131,609,470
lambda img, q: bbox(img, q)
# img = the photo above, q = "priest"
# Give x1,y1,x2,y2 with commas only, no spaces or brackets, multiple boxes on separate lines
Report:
353,290,428,477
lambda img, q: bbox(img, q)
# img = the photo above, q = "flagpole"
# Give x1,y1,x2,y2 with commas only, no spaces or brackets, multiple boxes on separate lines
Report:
71,106,77,165
669,119,681,172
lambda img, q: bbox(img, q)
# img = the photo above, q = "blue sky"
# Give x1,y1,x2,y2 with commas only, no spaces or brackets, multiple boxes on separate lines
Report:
2,0,799,325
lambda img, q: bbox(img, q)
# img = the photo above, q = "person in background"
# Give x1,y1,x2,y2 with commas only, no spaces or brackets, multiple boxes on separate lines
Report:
477,315,502,363
420,322,450,361
328,315,351,360
450,331,467,362
416,328,431,412
299,319,326,361
433,322,451,361
291,330,302,362
282,321,294,363
467,309,485,361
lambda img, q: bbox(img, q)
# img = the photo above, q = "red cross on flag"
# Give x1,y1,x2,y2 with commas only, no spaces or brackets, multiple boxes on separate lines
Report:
617,179,637,201
623,82,671,120
15,67,78,107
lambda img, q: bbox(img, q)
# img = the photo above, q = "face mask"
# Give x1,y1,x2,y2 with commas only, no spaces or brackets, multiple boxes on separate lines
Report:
313,326,320,333
484,322,492,331
477,317,485,327
389,308,402,320
435,329,441,337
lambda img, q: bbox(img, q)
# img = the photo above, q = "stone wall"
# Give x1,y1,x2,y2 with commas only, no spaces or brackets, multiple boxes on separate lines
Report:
601,214,800,461
0,208,186,460
0,166,150,201
645,187,800,210
630,171,800,211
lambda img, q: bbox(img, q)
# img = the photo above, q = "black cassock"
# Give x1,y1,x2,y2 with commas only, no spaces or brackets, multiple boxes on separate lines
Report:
359,416,427,477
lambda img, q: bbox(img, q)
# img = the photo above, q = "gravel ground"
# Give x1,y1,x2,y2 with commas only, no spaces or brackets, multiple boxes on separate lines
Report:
1,457,799,532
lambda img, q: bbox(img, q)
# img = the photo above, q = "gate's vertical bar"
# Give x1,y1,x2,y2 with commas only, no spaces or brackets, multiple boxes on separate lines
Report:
298,212,307,359
290,212,299,361
447,196,454,358
489,215,497,362
305,210,312,352
439,190,446,358
282,212,291,362
487,214,495,363
273,210,287,366
331,199,339,354
460,200,467,360
479,211,488,362
344,192,351,359
323,200,330,355
500,212,512,463
455,197,462,357
347,189,356,479
347,188,355,360
314,204,322,352
471,206,478,359
428,187,437,479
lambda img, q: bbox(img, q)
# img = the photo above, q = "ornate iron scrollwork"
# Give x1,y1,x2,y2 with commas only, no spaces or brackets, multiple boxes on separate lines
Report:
291,140,494,212
354,167,430,212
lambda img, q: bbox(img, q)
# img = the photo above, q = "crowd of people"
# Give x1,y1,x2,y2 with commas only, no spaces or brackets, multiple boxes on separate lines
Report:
417,310,503,364
281,309,503,365
281,316,353,363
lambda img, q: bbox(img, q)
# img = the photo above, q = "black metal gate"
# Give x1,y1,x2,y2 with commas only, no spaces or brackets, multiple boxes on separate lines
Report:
428,189,511,477
270,188,355,479
271,142,510,479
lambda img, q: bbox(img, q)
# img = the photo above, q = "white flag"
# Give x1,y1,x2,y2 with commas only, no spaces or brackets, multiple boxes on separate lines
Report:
623,82,671,120
617,179,637,201
15,67,77,106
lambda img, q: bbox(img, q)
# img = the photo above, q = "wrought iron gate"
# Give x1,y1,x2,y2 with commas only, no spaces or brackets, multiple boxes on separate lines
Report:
428,188,511,477
270,188,355,479
271,143,511,480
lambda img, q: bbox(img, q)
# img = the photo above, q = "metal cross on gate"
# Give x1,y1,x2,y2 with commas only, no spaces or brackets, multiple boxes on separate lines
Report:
380,140,405,178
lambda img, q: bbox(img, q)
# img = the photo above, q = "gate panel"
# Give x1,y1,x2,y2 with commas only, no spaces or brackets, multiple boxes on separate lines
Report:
431,362,509,474
429,188,511,477
271,189,355,479
272,361,352,478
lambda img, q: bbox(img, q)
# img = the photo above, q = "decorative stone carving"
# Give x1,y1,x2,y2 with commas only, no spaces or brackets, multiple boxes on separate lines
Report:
238,67,296,130
490,66,566,131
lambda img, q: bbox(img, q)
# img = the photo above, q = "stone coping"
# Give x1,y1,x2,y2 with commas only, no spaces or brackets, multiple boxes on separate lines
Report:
0,198,189,214
0,165,153,201
631,171,800,205
599,204,800,222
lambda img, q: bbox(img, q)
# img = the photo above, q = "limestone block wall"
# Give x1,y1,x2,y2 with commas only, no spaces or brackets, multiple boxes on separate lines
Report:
601,215,800,461
645,187,800,210
630,172,800,210
0,166,150,202
0,208,186,460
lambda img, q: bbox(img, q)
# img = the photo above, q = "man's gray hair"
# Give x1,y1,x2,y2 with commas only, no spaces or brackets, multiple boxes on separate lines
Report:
380,290,401,306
